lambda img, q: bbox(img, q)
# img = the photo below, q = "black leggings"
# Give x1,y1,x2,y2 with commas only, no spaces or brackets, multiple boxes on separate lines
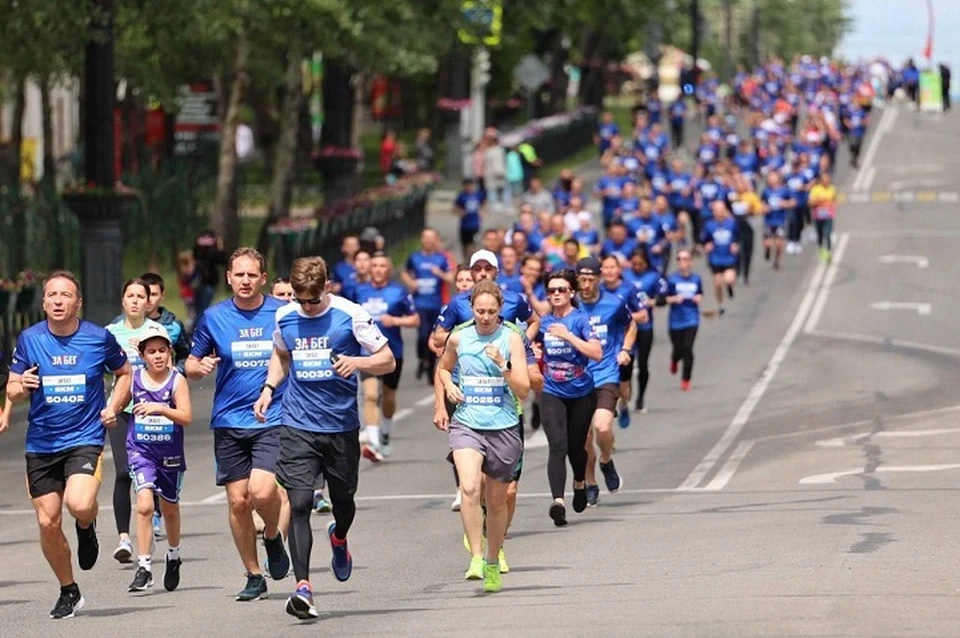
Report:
540,391,597,500
635,329,654,405
735,216,754,283
287,478,357,582
669,326,698,382
416,308,440,371
108,413,132,535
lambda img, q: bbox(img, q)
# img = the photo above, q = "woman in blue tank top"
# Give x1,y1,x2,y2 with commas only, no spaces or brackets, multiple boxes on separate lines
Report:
536,269,602,527
437,280,530,594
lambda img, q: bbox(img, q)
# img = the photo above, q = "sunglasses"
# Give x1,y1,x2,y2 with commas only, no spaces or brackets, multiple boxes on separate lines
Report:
295,295,324,305
547,286,571,295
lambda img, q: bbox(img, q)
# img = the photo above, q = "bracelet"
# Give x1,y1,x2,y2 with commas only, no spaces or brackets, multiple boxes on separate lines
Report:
262,383,276,394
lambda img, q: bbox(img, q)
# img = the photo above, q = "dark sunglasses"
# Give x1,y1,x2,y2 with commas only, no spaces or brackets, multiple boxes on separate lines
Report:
547,286,571,295
295,295,324,305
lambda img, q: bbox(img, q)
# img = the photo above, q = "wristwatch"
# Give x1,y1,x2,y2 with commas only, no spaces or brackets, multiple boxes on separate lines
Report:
262,383,276,394
499,360,512,373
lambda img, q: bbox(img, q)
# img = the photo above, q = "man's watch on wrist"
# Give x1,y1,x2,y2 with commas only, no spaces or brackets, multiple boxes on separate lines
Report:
262,383,276,395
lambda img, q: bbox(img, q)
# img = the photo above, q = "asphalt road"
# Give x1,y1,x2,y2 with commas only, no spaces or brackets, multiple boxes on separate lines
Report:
4,101,960,637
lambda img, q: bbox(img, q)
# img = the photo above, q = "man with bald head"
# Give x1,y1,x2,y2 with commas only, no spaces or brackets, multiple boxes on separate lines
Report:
402,228,452,380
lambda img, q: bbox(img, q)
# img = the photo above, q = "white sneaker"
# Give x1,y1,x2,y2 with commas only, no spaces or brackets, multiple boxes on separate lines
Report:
361,443,384,463
451,489,462,512
380,435,392,458
113,538,133,564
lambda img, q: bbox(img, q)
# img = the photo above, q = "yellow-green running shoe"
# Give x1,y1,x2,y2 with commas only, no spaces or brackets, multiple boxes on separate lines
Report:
498,547,509,573
465,556,484,580
483,562,502,593
463,534,486,555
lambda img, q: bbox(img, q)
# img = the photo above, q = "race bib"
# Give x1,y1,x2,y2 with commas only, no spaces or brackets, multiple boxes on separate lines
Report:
416,277,437,296
231,340,272,370
133,414,175,443
291,348,336,382
461,375,504,406
42,374,85,405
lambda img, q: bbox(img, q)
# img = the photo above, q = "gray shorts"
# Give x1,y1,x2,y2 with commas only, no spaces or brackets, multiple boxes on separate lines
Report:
448,421,523,483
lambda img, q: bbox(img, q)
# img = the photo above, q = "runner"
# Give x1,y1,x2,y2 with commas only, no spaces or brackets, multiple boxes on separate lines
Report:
700,200,740,316
115,324,191,593
185,248,290,601
760,172,795,270
270,277,294,301
402,229,450,383
536,269,601,526
105,279,165,564
435,280,531,593
599,254,644,427
5,270,131,619
140,273,191,367
622,249,661,412
575,258,635,507
352,252,420,459
665,249,703,391
252,256,395,620
809,172,838,263
330,235,360,295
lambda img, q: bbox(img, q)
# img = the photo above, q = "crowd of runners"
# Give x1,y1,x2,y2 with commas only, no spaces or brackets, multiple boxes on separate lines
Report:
3,54,895,621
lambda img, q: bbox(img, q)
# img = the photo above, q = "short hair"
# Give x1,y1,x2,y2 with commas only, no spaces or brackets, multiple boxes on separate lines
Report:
471,280,503,308
370,251,391,261
140,272,165,293
289,256,328,298
121,277,150,298
44,270,82,298
271,276,290,286
228,247,267,274
564,238,581,249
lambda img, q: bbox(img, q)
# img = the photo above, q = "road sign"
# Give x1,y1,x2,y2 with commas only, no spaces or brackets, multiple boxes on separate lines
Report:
458,0,502,47
513,55,550,92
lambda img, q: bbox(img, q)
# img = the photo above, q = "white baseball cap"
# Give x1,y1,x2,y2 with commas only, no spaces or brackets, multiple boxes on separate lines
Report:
469,249,499,270
137,324,172,350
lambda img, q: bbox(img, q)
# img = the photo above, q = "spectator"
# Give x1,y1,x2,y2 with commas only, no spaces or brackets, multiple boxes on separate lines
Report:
482,129,507,212
176,250,197,323
414,128,435,171
505,145,525,205
380,130,397,174
522,177,555,214
192,229,225,317
940,63,952,112
517,140,541,189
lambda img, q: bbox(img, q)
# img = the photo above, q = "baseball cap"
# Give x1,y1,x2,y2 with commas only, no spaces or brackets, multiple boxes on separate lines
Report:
469,249,499,270
137,324,172,350
576,257,601,276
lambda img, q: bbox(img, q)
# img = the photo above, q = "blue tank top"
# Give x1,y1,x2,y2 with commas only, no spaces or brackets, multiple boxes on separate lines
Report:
127,368,186,469
452,325,518,431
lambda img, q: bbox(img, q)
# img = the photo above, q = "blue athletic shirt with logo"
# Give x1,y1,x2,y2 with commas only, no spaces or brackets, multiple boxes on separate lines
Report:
537,310,597,399
190,296,286,429
405,251,448,311
666,273,703,330
579,292,632,387
332,259,356,292
274,296,389,433
762,185,793,229
623,269,663,332
436,289,533,332
452,324,519,431
352,281,416,360
455,190,485,232
11,321,128,454
701,217,740,268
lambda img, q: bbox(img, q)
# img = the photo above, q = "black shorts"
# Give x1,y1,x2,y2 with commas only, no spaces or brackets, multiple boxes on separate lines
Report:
460,227,479,248
764,225,786,240
710,264,736,275
381,358,404,391
595,383,620,413
276,425,360,493
618,360,633,382
213,427,281,486
25,445,104,499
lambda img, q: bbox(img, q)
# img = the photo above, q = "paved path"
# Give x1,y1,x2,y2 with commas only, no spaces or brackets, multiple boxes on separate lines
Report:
4,101,960,636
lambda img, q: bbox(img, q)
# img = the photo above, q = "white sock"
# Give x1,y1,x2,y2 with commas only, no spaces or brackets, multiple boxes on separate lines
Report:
138,555,152,571
380,418,392,437
167,545,180,561
366,425,381,448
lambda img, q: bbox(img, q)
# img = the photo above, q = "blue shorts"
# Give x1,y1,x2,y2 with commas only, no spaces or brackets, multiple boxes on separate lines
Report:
129,453,184,503
213,427,281,486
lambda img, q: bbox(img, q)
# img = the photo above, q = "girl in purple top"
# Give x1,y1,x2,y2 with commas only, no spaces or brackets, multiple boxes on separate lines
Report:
119,324,192,594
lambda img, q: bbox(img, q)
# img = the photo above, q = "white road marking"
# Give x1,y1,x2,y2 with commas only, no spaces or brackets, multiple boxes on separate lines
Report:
815,428,960,448
201,491,228,504
703,441,756,491
870,301,932,316
808,329,960,358
938,191,960,203
415,394,435,407
878,255,929,269
678,259,828,491
853,106,895,191
803,233,850,334
392,408,413,423
524,428,548,450
800,464,960,485
861,165,877,192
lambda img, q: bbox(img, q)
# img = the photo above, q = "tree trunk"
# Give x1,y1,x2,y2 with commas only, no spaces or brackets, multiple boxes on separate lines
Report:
547,32,569,114
317,60,358,206
211,32,249,254
40,78,56,183
578,28,605,109
268,42,305,220
9,75,26,191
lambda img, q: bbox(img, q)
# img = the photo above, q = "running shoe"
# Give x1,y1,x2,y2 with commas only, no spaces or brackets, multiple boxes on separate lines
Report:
50,586,84,619
163,555,181,592
617,407,631,429
152,512,164,540
75,519,99,571
361,443,383,463
113,537,133,564
263,532,291,581
670,360,678,375
450,489,462,512
236,573,268,601
498,547,509,574
726,284,735,299
764,246,771,261
465,555,484,580
600,459,623,493
681,379,691,391
327,521,353,582
380,433,392,458
549,502,568,527
285,580,319,620
128,566,154,592
572,487,588,513
719,306,726,316
483,562,502,593
586,485,600,507
463,533,486,555
634,398,644,412
313,491,332,514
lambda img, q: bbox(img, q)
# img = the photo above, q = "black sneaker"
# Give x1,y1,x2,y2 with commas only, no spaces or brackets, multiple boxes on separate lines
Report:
572,487,588,513
236,573,268,601
549,502,567,527
263,533,290,581
600,459,623,493
129,566,154,592
586,485,600,507
726,284,735,299
75,519,99,571
50,585,84,619
163,555,182,592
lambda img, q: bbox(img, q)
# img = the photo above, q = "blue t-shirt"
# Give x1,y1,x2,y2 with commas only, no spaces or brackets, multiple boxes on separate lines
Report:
352,281,416,360
537,310,597,399
668,171,694,210
595,175,625,222
436,289,533,332
274,296,390,434
332,260,356,291
190,296,286,429
701,218,740,268
455,190,485,232
405,251,448,311
666,273,703,330
11,321,128,454
762,185,793,228
602,237,638,263
623,269,663,332
498,272,524,295
597,122,619,153
579,292,633,387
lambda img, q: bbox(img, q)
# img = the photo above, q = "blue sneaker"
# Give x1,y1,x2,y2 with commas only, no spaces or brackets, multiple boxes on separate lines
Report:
600,459,623,493
617,407,631,429
586,485,600,507
327,521,352,582
313,491,332,514
263,532,290,580
285,580,318,620
152,512,164,540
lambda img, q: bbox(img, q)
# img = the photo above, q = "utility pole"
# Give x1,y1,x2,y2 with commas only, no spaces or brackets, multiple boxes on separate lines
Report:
691,0,701,69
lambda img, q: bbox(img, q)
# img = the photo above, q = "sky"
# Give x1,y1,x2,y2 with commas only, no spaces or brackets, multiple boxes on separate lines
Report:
838,0,960,71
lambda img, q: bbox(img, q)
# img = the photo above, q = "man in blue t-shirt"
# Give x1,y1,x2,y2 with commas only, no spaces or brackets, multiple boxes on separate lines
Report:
454,178,486,260
186,248,290,601
352,252,419,460
6,271,131,619
254,255,394,621
401,228,450,385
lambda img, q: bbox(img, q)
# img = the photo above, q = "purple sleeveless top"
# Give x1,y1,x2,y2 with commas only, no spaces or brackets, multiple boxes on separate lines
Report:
126,369,186,469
